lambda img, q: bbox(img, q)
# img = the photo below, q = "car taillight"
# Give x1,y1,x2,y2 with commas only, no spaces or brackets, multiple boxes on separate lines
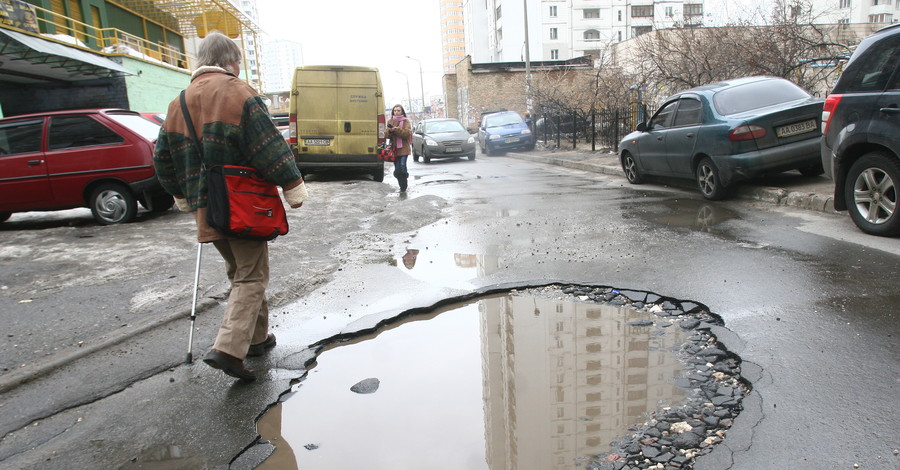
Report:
729,124,766,142
288,113,297,145
377,114,386,145
821,94,842,135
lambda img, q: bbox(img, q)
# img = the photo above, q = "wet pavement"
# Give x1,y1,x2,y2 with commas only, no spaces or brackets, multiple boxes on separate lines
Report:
505,146,839,215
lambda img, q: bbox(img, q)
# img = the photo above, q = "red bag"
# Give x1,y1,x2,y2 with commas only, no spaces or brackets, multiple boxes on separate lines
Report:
206,165,289,241
378,142,396,162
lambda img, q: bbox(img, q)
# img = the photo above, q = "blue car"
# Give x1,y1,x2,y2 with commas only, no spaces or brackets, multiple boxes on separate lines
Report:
478,111,534,155
619,76,825,200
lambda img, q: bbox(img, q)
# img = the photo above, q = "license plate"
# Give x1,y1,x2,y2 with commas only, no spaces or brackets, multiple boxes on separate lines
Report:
504,137,519,144
776,119,817,138
304,139,331,146
446,146,462,153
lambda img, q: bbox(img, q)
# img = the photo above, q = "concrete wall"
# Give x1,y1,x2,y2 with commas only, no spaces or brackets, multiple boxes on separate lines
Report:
122,57,190,113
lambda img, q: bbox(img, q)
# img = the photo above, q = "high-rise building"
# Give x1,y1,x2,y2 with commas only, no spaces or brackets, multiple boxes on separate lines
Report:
440,0,468,73
261,38,304,93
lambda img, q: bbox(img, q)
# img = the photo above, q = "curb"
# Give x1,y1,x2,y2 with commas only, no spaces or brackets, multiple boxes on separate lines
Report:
506,152,839,215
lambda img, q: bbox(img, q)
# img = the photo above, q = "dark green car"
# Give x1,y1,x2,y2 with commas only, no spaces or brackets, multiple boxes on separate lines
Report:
619,76,825,200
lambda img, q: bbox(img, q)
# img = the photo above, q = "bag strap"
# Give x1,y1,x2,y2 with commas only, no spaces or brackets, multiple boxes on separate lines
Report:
179,90,206,171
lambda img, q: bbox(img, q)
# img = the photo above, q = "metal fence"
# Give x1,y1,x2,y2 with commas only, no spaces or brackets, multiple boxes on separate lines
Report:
534,105,648,152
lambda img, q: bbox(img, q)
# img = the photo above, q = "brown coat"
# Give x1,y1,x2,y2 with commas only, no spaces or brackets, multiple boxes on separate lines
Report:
387,117,412,157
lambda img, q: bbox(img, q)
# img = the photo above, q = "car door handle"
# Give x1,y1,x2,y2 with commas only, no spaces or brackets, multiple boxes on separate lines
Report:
880,106,900,114
685,133,695,138
27,160,45,166
656,136,663,141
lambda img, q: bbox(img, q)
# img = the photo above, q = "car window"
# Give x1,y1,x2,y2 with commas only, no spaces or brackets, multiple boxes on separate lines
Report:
673,98,703,126
0,119,43,156
426,121,465,133
485,113,523,127
648,101,678,129
713,79,810,115
107,113,162,141
48,116,124,150
844,35,900,92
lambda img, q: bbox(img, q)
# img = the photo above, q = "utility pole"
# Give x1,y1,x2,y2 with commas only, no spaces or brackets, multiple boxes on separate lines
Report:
523,0,533,116
406,55,426,118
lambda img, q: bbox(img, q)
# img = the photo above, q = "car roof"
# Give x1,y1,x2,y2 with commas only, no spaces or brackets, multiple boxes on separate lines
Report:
1,108,138,120
423,118,459,123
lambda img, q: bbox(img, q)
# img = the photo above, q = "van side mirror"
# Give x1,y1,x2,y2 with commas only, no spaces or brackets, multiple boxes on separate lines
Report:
636,122,648,132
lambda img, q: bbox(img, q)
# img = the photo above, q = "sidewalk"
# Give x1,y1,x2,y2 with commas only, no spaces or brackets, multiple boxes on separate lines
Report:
505,146,840,214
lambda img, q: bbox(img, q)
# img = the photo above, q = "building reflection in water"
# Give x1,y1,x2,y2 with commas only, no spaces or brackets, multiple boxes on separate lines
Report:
255,292,687,469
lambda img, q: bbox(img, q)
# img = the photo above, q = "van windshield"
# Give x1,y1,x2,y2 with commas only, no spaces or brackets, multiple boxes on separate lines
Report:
484,113,523,127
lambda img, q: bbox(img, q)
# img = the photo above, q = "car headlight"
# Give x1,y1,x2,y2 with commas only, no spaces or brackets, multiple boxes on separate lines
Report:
425,138,438,146
489,134,502,140
521,129,532,135
467,136,475,144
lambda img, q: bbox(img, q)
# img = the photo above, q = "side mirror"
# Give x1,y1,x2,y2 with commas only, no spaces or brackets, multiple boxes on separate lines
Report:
636,122,648,132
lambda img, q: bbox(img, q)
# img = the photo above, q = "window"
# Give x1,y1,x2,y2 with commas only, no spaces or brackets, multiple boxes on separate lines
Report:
666,6,674,17
618,31,622,42
840,0,851,7
632,5,653,17
673,98,703,126
495,5,501,19
584,29,600,40
550,5,557,17
632,25,652,36
648,101,678,129
48,116,123,150
618,10,622,21
842,35,900,92
685,3,703,16
551,49,559,59
550,27,558,39
584,8,600,19
869,13,893,23
0,119,43,156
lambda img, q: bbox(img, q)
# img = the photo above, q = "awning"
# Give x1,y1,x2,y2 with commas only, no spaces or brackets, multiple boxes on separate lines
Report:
0,28,134,84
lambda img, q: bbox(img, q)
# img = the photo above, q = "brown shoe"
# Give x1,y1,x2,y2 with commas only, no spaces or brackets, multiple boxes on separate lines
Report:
203,349,256,381
247,333,277,357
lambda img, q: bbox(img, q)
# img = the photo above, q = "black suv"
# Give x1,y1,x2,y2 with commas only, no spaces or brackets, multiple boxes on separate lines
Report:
821,24,900,237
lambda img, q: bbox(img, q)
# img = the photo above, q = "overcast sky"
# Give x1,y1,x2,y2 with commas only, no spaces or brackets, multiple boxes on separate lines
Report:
255,0,445,108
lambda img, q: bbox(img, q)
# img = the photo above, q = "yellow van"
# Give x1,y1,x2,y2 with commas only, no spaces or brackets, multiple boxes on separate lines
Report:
288,65,386,182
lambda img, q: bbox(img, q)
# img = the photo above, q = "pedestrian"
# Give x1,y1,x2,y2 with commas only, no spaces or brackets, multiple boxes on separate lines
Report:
386,104,412,192
153,31,309,382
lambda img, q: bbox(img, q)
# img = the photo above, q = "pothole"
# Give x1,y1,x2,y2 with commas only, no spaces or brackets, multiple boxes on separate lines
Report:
250,284,748,469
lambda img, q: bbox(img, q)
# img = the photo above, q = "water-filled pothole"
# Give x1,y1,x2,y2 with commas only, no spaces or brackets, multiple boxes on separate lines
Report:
254,285,747,470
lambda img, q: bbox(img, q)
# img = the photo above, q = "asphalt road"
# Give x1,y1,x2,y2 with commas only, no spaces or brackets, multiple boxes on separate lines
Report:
0,152,897,469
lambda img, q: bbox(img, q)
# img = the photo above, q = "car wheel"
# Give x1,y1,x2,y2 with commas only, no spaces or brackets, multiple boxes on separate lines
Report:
696,157,729,200
372,166,385,183
423,148,431,163
90,183,137,225
621,151,644,184
798,162,824,177
468,153,476,161
0,211,10,223
844,151,900,237
412,145,420,161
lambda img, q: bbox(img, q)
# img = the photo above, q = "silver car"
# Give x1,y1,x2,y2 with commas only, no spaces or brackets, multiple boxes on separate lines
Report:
411,118,476,163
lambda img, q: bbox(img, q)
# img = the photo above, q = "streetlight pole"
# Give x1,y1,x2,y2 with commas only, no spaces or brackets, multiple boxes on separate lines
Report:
523,0,532,116
406,55,426,118
395,71,412,112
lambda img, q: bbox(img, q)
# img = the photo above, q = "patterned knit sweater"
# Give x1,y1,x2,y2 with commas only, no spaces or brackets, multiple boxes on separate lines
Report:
153,66,302,210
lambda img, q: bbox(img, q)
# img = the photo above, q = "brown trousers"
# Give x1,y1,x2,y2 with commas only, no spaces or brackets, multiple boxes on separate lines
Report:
211,238,270,359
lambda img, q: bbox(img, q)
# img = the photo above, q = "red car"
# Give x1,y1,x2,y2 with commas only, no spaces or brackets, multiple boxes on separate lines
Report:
0,109,173,224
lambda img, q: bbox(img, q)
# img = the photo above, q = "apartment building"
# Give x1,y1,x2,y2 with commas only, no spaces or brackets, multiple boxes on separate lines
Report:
464,0,705,63
441,0,468,73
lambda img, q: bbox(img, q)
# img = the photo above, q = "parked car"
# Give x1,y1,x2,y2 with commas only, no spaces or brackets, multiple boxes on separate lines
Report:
411,118,476,163
619,76,825,200
477,110,534,155
821,24,900,237
141,112,166,124
0,109,173,224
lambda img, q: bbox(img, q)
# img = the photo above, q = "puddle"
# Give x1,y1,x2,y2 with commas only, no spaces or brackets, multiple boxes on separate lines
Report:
254,286,744,469
626,199,740,233
390,248,500,289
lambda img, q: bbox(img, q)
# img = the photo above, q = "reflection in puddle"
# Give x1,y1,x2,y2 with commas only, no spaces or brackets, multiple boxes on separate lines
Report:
257,291,691,469
391,249,500,289
628,199,740,233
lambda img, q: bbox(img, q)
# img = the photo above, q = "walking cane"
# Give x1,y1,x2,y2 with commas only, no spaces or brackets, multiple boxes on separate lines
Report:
185,242,203,364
